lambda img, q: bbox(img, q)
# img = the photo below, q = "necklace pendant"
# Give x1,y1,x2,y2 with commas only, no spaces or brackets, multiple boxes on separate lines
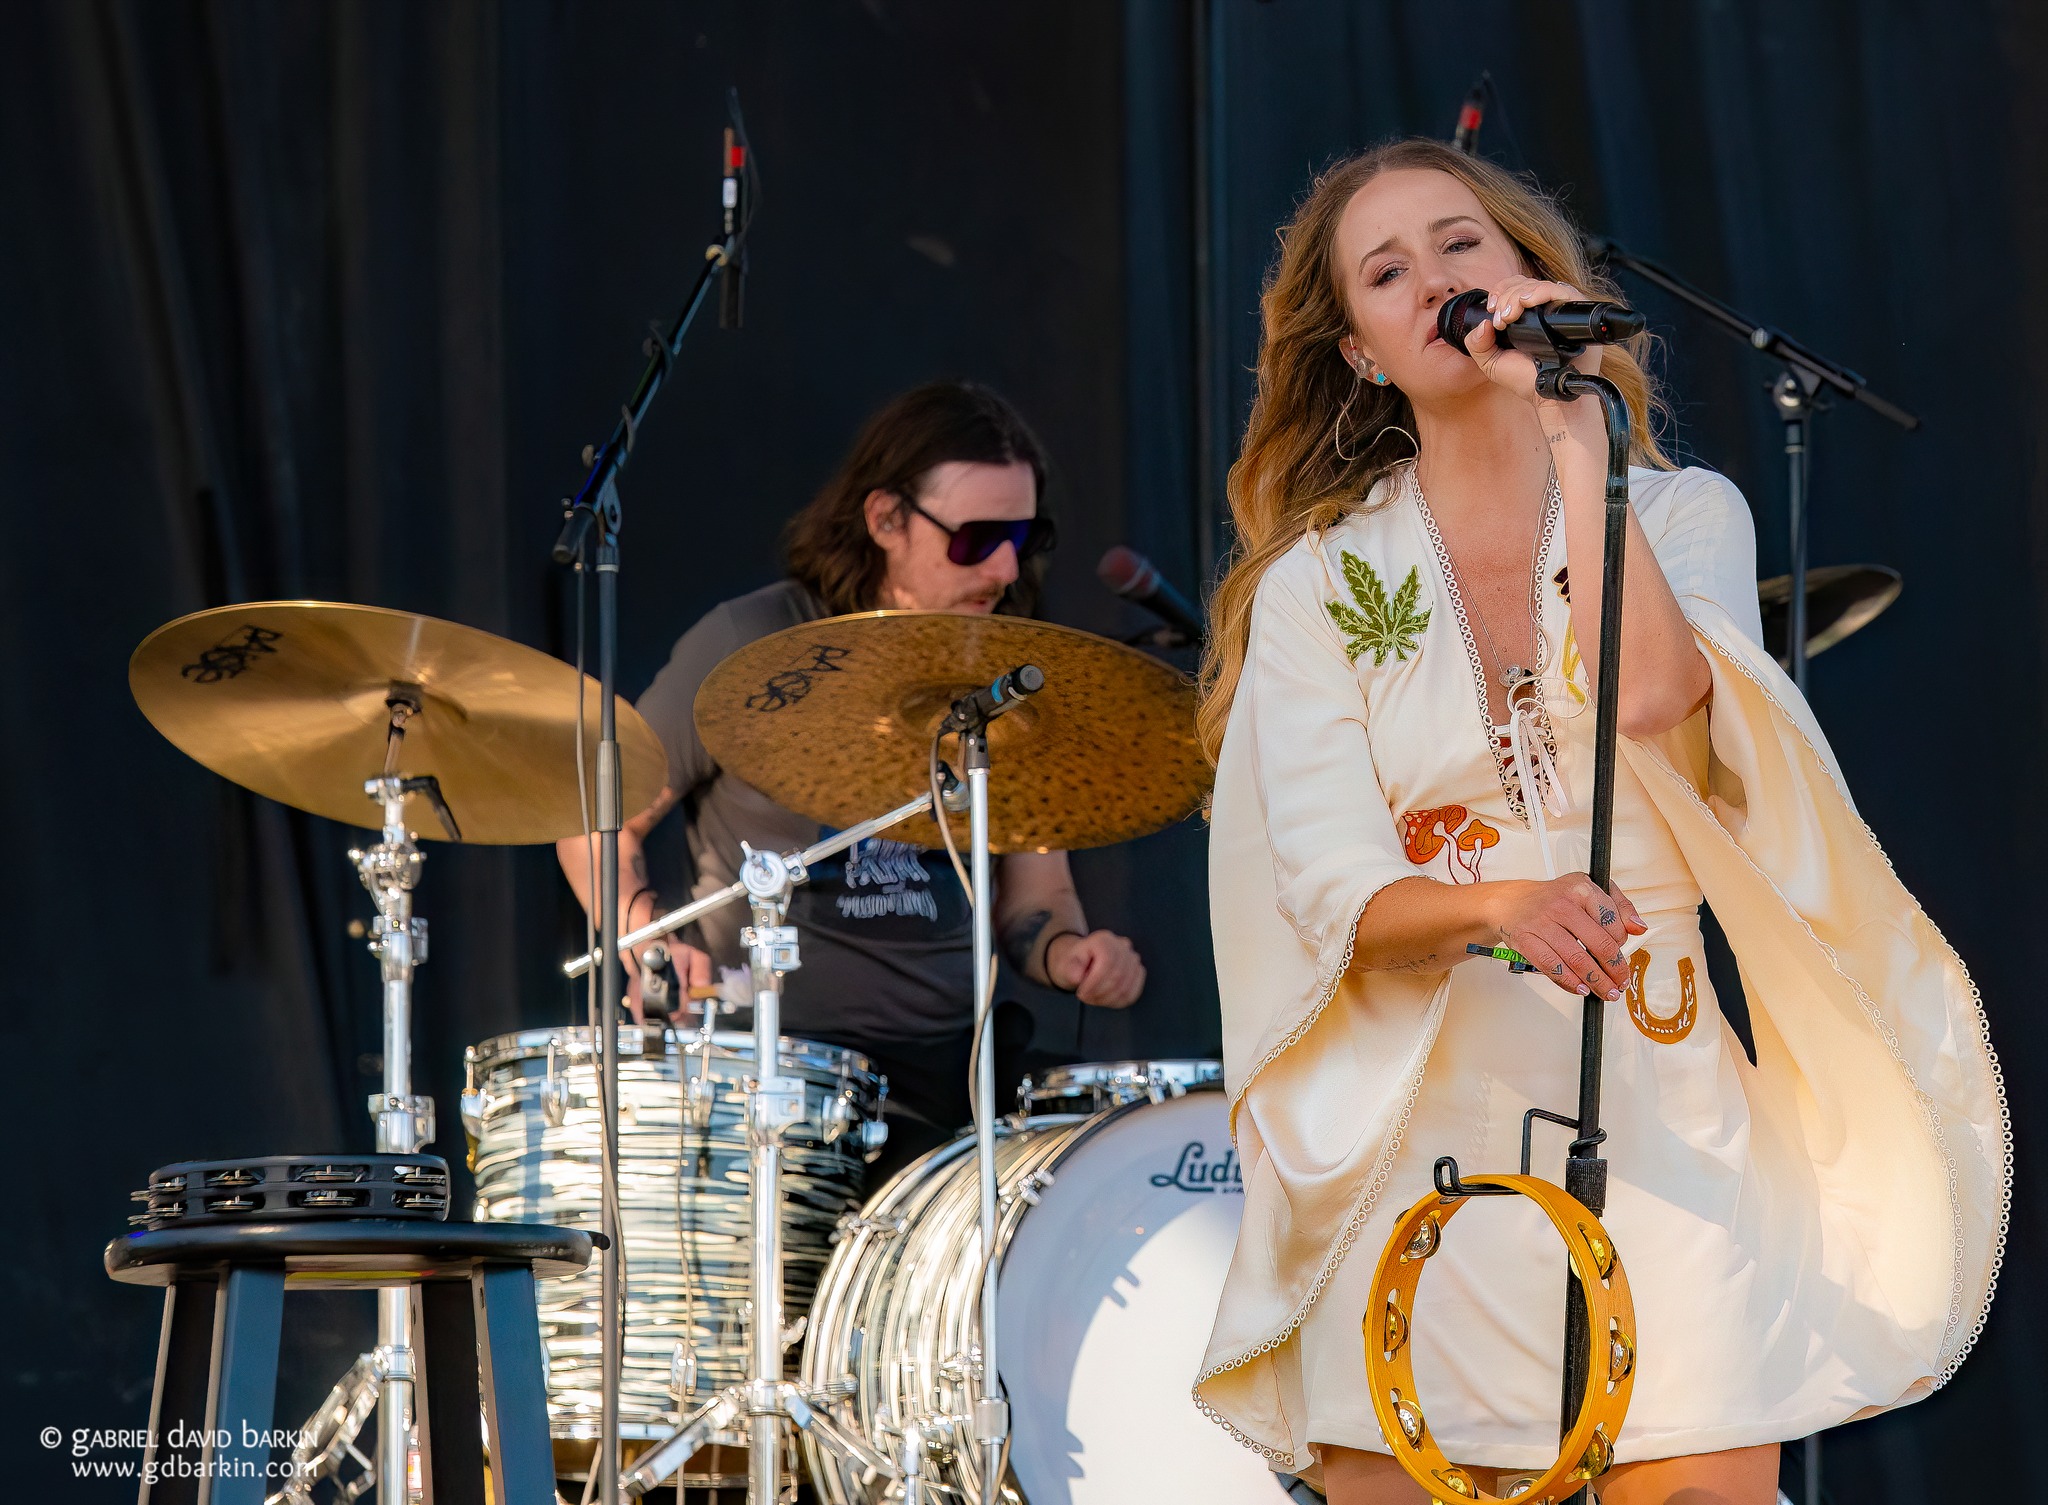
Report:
1501,664,1534,690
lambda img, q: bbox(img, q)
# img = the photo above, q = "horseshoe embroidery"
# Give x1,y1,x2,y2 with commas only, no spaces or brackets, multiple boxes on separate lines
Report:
1400,805,1500,885
1624,950,1698,1043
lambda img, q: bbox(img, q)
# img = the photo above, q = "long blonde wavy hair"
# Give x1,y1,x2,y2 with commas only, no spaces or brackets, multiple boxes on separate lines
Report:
1195,138,1673,763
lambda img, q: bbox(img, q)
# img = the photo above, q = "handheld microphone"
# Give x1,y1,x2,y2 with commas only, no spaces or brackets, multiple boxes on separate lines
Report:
1097,545,1205,645
1437,287,1645,360
720,127,746,329
943,663,1044,733
1452,79,1486,155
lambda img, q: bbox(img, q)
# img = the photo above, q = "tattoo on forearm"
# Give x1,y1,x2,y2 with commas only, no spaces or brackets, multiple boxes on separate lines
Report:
1545,427,1570,445
1001,910,1053,975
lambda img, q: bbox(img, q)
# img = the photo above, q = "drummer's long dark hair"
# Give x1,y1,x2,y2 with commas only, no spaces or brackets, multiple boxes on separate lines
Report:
785,381,1051,618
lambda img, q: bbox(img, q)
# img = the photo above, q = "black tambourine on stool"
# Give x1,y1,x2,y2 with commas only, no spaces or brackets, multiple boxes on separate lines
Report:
1361,290,1644,1504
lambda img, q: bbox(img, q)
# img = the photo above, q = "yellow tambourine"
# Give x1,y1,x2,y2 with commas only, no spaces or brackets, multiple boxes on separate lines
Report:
1363,1172,1636,1504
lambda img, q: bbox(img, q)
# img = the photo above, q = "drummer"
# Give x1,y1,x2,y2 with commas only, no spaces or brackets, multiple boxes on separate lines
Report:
557,380,1146,1171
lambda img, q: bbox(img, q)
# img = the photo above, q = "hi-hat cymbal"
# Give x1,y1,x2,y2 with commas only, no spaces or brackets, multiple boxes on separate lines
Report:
130,601,666,844
1757,564,1902,665
694,611,1209,853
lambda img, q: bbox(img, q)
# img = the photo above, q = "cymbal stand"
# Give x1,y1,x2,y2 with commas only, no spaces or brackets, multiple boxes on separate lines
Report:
620,844,903,1503
347,693,460,1503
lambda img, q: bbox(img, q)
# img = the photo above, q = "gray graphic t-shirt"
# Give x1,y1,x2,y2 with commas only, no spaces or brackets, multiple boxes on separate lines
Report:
635,580,972,1045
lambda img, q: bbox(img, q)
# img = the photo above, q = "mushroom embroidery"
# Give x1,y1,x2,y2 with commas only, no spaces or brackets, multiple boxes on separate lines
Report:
1401,805,1501,885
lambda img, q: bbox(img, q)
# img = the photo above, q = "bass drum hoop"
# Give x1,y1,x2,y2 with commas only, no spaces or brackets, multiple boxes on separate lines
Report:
799,1094,1164,1505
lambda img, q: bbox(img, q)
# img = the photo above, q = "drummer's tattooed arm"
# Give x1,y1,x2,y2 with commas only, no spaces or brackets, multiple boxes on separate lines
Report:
995,851,1146,1006
1000,909,1056,977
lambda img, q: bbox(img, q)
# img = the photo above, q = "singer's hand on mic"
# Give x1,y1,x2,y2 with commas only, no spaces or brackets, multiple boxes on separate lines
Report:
1464,276,1605,401
1047,929,1146,1008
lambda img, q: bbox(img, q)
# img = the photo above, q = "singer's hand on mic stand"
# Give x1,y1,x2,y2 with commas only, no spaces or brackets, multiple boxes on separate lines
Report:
1464,276,1606,404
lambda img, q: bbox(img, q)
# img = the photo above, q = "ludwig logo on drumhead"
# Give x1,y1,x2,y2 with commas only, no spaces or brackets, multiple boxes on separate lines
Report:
1150,1141,1241,1194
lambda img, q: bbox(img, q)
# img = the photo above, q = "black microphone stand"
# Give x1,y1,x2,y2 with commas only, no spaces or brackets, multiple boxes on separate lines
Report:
551,161,748,1505
1586,237,1920,695
1527,361,1632,1505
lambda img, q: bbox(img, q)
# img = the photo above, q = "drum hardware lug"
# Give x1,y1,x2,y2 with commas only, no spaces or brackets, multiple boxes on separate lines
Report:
821,1090,854,1144
457,1085,492,1144
669,1340,699,1400
780,1315,808,1352
1146,1065,1188,1103
832,1212,909,1244
370,1342,415,1385
1000,1168,1054,1211
1014,1074,1035,1115
542,1041,569,1128
682,1066,718,1130
859,1116,890,1158
938,1351,976,1385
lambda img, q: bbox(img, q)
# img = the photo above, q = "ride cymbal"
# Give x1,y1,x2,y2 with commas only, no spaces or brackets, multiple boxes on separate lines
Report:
130,601,666,844
694,611,1208,854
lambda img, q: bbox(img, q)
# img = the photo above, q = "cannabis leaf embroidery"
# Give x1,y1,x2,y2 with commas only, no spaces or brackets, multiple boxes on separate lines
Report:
1325,552,1431,666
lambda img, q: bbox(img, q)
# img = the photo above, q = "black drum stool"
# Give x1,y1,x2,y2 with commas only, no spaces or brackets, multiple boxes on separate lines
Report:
105,1219,592,1505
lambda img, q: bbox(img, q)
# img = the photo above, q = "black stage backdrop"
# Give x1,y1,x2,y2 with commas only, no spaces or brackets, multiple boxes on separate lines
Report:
2,2,2040,1499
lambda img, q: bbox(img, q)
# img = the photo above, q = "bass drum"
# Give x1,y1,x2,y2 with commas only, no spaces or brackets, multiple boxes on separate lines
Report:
801,1071,1288,1504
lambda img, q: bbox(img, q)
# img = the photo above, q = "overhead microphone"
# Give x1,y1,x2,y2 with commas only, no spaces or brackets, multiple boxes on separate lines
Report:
1097,545,1205,646
719,126,747,329
1437,287,1645,361
942,663,1044,732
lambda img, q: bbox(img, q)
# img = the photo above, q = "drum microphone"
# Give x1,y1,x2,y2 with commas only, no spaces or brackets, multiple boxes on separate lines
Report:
1097,545,1205,646
943,664,1043,732
1437,287,1645,360
719,126,747,329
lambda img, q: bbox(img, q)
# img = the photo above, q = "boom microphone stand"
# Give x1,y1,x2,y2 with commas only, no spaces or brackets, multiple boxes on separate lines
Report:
1587,237,1920,694
1588,239,1919,1503
551,109,752,1505
1533,362,1632,1505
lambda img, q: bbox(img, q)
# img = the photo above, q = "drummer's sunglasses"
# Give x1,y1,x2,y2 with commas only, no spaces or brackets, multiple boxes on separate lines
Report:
899,493,1057,567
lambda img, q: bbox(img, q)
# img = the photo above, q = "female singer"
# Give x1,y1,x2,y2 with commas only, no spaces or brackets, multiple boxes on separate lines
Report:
1193,138,2006,1505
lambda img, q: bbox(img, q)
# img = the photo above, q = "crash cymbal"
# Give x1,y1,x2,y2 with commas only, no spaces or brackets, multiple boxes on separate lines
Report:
130,601,666,844
695,611,1208,853
1757,564,1901,665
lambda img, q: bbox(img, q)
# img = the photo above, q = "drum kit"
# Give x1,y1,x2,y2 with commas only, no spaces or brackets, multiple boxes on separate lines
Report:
128,596,1263,1505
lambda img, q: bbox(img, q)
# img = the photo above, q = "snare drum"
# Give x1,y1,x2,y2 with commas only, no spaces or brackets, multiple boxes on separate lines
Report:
464,1024,882,1459
802,1060,1288,1504
1018,1057,1225,1115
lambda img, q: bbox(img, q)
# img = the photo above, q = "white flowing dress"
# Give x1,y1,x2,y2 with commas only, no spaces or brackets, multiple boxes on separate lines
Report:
1195,463,2007,1482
